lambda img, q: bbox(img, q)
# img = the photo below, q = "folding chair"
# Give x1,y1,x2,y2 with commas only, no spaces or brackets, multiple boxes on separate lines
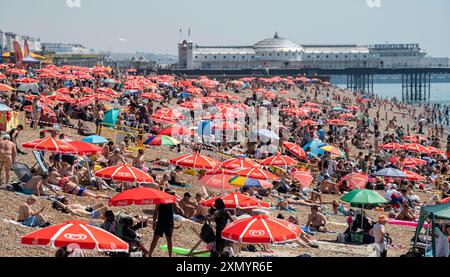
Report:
32,150,49,175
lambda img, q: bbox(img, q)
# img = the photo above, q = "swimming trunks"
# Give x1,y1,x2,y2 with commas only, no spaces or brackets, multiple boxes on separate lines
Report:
0,154,12,170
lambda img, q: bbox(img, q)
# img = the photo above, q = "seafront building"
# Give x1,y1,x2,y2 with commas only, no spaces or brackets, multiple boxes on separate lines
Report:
0,30,42,52
178,33,449,70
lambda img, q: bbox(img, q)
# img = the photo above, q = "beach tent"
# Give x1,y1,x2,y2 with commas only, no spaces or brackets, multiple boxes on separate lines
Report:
302,139,326,157
22,54,41,64
413,202,450,257
102,108,120,127
197,120,212,137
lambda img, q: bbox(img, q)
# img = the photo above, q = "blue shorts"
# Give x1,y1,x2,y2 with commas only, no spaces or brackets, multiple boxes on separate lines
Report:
21,216,40,227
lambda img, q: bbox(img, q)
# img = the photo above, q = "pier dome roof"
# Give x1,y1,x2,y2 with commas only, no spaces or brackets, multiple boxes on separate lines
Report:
254,33,303,52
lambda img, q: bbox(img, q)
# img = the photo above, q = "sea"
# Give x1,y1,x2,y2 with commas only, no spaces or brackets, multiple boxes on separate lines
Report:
335,82,450,105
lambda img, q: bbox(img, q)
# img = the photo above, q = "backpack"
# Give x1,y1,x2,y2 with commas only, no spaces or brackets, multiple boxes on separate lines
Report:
200,221,216,243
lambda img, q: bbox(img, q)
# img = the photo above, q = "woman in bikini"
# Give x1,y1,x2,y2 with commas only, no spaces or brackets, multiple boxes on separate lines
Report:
48,168,110,200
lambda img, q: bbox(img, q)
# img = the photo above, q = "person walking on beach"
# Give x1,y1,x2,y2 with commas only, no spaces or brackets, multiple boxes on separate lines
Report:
94,104,104,135
9,124,26,155
0,134,16,186
370,215,388,257
148,189,176,257
210,199,234,253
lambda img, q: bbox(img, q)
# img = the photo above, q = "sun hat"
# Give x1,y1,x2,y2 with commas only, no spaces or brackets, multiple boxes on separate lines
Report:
377,215,388,223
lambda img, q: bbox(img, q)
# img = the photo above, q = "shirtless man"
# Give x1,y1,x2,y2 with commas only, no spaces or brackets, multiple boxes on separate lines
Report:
18,195,48,227
319,175,341,195
178,192,197,219
0,134,16,185
306,206,328,232
108,148,127,166
94,104,104,136
22,174,60,196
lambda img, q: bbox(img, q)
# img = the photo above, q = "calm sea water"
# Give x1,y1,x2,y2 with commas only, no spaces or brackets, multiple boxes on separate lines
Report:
336,82,450,105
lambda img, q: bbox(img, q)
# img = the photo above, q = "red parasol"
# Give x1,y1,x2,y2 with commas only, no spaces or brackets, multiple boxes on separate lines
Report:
170,153,221,169
21,220,128,252
401,157,427,167
95,164,154,183
221,214,301,244
200,192,269,209
198,169,236,191
109,187,177,206
339,172,369,189
290,169,314,189
402,143,431,153
220,157,261,170
68,141,103,155
158,125,193,136
22,137,77,154
232,167,279,181
259,153,298,166
282,142,306,158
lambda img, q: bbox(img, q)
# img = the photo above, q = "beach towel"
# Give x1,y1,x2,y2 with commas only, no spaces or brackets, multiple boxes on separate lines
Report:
169,183,192,189
2,219,33,228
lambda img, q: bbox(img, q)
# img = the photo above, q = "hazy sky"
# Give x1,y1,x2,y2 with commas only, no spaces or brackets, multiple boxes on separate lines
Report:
1,0,449,56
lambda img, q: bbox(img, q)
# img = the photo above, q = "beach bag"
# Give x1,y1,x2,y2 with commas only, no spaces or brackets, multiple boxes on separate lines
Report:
200,222,215,243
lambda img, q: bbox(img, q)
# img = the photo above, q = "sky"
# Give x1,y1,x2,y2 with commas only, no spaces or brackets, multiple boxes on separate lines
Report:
1,0,449,57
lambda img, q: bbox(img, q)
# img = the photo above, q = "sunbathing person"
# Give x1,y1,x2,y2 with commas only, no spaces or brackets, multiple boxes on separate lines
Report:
396,203,416,221
22,174,60,196
48,168,110,199
306,205,328,232
52,196,108,219
108,148,127,166
319,175,341,195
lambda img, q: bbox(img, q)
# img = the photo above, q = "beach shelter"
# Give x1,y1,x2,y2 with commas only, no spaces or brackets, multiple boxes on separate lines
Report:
197,120,212,137
413,203,450,257
221,214,301,244
302,139,326,157
21,220,128,252
102,108,120,127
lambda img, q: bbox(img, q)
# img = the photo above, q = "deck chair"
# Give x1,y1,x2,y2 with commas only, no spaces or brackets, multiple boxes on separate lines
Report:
32,151,49,175
78,120,95,136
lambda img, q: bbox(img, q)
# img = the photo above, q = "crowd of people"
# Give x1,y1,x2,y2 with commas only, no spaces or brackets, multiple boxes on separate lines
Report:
0,62,449,258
